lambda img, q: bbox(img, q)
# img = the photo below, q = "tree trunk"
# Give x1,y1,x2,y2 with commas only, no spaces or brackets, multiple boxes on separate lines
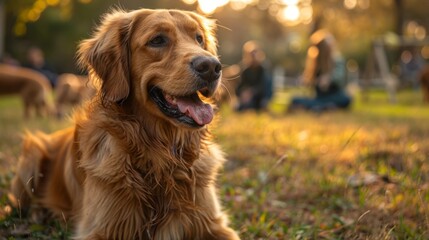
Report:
0,0,5,58
394,0,404,36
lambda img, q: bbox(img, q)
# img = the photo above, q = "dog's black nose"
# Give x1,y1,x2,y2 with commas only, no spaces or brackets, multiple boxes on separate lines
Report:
191,56,222,82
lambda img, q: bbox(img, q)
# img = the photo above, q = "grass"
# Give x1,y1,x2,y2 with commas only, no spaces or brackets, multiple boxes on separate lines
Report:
0,88,428,239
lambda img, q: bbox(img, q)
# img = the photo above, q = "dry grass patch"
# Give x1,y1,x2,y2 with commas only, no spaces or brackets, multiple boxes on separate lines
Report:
0,90,428,239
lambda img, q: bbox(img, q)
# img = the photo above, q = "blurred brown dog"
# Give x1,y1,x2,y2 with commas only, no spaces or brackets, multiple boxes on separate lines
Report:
55,73,95,117
420,65,429,103
10,8,239,240
0,64,53,117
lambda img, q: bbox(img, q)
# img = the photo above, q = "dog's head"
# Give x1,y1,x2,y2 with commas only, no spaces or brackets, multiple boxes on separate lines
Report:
78,9,220,128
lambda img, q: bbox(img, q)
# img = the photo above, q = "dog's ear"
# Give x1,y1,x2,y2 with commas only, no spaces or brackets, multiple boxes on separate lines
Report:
202,18,218,56
78,10,132,104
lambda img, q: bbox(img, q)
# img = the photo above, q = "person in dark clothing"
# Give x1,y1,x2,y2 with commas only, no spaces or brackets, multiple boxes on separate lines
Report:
288,29,351,113
24,47,58,87
236,41,272,111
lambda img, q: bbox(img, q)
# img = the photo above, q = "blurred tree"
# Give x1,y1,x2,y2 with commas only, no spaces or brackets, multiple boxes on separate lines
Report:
5,0,89,71
394,0,404,36
214,5,287,66
3,0,191,72
2,0,428,75
0,0,4,58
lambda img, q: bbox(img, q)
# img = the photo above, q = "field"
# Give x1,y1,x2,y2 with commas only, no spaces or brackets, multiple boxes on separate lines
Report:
0,89,428,239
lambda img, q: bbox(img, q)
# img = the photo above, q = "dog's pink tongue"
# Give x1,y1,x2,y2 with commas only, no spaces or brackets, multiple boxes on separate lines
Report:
176,96,214,125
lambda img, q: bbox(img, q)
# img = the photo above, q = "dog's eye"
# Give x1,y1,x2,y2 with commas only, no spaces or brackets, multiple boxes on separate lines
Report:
196,34,204,46
148,35,168,47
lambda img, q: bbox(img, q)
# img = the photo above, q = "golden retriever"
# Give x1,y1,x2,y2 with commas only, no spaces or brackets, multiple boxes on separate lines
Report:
0,64,53,117
10,8,240,240
55,73,95,117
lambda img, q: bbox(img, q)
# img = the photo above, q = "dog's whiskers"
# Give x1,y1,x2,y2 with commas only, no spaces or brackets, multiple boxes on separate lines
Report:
220,83,234,102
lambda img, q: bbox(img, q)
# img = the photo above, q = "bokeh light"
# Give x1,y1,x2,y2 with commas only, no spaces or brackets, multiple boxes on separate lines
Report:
277,5,302,26
346,59,359,72
281,0,300,5
27,10,41,22
13,0,68,36
13,22,26,36
401,50,412,64
230,0,248,11
307,46,319,58
196,0,232,14
198,0,218,14
300,5,313,24
344,0,357,9
421,46,429,59
282,5,300,22
181,0,313,26
415,26,427,40
406,21,427,40
34,1,47,11
182,0,197,4
358,0,370,9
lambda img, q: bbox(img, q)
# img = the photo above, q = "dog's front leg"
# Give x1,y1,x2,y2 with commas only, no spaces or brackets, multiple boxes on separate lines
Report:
203,221,241,240
196,186,240,240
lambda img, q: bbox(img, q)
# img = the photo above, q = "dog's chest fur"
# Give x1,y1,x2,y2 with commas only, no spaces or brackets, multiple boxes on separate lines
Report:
75,106,221,239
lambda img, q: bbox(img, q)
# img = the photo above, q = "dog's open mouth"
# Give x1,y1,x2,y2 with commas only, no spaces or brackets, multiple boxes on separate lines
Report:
149,86,214,128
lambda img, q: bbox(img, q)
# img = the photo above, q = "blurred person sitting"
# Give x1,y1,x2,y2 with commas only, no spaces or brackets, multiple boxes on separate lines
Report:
288,29,351,113
235,41,272,112
24,46,58,87
399,48,425,89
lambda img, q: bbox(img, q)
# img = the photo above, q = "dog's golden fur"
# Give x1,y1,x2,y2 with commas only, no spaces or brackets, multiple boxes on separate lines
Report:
0,64,53,117
10,8,239,240
10,127,82,220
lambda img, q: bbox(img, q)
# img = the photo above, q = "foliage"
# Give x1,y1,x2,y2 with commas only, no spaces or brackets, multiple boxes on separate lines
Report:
0,89,428,239
3,0,192,72
3,0,429,73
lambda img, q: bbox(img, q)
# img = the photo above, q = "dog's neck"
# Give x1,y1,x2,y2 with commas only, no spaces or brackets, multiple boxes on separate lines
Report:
141,118,204,163
96,101,211,168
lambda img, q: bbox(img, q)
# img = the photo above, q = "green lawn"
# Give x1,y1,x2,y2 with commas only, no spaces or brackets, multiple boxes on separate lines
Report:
0,89,428,239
